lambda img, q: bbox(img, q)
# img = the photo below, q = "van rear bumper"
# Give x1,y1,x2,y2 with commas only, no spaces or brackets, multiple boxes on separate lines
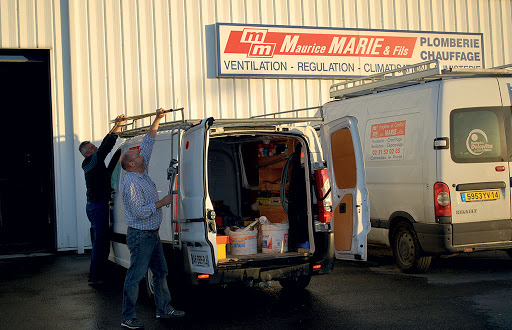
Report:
414,220,512,254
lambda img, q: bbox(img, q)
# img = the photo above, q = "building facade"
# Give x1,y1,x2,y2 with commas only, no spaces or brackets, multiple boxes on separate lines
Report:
0,0,510,253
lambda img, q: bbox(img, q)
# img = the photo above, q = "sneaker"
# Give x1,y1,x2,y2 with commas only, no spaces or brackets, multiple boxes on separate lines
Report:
121,318,144,329
156,309,185,319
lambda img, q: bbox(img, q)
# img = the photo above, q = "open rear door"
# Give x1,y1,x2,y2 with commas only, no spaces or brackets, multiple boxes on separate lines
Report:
179,118,216,274
320,116,370,261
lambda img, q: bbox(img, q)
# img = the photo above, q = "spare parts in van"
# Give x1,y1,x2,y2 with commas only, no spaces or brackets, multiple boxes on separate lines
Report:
108,113,370,289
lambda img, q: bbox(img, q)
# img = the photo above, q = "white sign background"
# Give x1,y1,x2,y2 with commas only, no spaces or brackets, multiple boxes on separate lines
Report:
216,23,484,78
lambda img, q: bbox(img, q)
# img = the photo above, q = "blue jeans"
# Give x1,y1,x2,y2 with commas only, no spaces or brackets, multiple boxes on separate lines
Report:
122,227,173,321
86,202,110,282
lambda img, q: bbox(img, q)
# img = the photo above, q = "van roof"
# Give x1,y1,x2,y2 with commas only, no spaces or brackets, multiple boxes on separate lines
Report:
330,60,512,100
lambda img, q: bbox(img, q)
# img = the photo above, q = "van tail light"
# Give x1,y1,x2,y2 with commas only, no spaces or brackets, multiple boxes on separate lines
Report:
197,274,209,280
434,182,451,217
314,169,333,223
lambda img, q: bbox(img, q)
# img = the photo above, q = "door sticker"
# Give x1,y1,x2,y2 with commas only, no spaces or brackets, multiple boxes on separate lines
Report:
369,120,405,161
466,129,493,155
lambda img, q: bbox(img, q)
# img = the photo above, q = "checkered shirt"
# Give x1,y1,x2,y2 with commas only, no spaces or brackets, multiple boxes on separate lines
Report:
122,135,162,230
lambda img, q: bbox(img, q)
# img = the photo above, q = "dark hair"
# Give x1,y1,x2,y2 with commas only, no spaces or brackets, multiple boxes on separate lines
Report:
79,141,90,156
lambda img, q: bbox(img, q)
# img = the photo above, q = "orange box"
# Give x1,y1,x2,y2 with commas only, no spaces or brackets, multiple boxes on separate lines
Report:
216,235,229,259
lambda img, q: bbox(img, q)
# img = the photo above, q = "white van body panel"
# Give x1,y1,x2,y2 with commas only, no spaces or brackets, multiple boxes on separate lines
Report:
324,85,438,242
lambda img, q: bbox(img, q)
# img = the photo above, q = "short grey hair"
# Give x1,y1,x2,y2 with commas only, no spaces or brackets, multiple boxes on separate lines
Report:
79,141,90,156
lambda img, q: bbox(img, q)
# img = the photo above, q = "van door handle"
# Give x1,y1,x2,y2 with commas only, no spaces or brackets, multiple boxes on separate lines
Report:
456,181,506,191
339,203,346,213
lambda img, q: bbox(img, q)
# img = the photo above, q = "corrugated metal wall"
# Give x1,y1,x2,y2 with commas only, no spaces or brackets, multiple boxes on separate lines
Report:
1,0,511,251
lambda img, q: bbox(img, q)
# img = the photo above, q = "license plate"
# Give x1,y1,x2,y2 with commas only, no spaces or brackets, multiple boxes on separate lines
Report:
190,251,210,267
461,190,500,202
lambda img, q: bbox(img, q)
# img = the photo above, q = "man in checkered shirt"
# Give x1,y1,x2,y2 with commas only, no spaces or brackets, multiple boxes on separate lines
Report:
119,109,185,329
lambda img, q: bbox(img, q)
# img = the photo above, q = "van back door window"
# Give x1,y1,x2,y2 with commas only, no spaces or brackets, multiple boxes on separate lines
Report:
320,116,370,261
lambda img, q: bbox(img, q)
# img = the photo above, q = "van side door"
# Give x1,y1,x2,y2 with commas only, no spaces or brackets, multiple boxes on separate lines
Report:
320,116,370,261
179,118,216,275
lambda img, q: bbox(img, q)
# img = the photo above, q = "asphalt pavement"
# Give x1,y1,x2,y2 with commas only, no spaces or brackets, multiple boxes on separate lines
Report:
0,248,511,329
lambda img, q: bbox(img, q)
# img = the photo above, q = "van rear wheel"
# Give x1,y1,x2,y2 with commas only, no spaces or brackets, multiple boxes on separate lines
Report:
392,222,431,273
279,274,311,291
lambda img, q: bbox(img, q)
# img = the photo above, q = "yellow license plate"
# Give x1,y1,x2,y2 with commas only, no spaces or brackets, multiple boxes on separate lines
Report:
461,190,500,202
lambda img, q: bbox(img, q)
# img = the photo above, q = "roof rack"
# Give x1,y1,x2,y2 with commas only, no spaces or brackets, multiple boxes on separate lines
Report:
115,106,324,138
330,60,512,99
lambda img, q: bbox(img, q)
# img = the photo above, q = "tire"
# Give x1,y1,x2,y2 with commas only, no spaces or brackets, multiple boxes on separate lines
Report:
279,274,312,291
506,249,512,259
392,222,431,273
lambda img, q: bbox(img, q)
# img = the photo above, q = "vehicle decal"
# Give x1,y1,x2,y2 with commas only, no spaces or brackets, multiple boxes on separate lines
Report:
369,120,405,161
466,129,493,155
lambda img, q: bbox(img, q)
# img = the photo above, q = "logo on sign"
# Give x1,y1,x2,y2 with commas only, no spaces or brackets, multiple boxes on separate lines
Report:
240,28,276,58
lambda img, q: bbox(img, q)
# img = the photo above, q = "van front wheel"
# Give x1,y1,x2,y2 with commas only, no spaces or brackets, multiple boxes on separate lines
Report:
392,222,431,273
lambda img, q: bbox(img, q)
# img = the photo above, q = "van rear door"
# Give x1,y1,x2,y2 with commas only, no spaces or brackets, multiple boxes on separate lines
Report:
441,78,511,246
320,116,370,261
179,118,216,275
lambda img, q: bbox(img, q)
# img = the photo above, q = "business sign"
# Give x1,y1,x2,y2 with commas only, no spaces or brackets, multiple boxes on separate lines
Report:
369,121,406,161
216,23,484,78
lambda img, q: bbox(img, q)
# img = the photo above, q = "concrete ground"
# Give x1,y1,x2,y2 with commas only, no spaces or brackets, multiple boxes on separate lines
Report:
1,248,512,329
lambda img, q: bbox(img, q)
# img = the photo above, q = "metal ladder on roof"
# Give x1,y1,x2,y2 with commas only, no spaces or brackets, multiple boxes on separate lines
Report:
329,59,512,99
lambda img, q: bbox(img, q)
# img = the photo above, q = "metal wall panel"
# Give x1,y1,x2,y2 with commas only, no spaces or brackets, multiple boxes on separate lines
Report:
0,0,511,251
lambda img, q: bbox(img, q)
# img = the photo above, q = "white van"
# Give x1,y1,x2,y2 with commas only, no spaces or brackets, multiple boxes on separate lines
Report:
108,111,370,289
324,60,512,273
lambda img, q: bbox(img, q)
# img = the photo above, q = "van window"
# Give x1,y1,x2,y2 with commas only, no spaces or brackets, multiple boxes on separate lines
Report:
450,107,506,163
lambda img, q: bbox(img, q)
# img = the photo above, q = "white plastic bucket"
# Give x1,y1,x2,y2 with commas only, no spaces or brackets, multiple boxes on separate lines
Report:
227,228,258,255
261,223,289,253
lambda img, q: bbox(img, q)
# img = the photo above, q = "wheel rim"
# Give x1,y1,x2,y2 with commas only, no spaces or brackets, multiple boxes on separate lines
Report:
397,230,415,266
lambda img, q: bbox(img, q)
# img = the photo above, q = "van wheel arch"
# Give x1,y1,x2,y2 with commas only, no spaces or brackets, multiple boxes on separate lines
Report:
390,219,432,273
387,213,415,244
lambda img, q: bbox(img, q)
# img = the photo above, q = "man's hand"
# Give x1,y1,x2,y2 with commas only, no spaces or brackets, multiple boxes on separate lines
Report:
155,108,166,119
156,194,172,209
115,114,127,125
148,108,167,138
111,114,127,135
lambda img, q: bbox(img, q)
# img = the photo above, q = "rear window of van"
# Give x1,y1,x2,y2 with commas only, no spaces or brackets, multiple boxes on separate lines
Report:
450,107,507,163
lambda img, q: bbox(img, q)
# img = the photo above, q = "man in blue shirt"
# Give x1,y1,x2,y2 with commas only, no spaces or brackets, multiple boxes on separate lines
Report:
79,114,126,285
119,109,185,329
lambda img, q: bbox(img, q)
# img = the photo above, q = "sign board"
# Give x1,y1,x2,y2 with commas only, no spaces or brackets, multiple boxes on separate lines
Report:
216,23,484,78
